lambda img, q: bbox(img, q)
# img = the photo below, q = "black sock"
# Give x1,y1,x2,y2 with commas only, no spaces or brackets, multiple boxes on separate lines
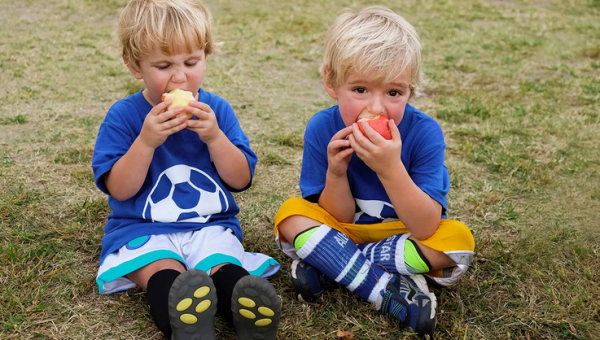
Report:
146,269,181,338
210,264,250,322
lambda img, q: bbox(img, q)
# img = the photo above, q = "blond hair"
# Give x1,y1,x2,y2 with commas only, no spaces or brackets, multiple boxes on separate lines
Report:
119,0,216,66
322,6,423,92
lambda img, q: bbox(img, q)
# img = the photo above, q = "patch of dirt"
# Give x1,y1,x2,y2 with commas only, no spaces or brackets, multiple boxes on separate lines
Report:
488,0,516,5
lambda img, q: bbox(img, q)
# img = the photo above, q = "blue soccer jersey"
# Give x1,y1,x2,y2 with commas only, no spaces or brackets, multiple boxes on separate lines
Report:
92,89,257,264
300,104,450,223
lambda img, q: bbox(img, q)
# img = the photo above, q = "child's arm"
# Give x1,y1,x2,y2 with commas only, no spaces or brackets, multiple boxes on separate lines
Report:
105,100,188,200
378,164,442,240
206,132,251,190
350,120,441,239
317,126,356,223
185,101,251,190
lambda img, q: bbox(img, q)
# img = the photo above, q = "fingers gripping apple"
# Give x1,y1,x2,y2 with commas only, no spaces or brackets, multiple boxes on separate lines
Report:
161,89,195,119
357,115,392,140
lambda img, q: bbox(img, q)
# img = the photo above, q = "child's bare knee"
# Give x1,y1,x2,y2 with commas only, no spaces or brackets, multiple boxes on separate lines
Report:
278,215,321,241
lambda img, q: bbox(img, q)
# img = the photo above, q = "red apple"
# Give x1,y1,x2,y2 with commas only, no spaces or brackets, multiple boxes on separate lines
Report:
357,115,392,140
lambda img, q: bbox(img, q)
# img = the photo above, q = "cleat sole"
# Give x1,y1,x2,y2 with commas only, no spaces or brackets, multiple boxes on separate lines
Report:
168,269,217,340
232,276,281,340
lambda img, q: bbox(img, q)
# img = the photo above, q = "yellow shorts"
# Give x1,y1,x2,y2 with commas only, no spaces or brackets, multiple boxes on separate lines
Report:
274,197,475,287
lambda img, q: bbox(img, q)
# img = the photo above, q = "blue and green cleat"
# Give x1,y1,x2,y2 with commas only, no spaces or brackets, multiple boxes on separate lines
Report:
290,259,338,302
379,274,437,339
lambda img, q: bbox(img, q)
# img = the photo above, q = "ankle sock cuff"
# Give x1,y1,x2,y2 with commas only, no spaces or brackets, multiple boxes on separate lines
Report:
293,226,320,251
405,239,431,273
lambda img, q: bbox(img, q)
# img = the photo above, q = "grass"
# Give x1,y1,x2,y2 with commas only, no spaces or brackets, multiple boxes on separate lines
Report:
1,0,599,339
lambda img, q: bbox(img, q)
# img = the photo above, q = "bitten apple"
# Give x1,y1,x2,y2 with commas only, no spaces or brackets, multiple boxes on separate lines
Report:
161,89,195,119
357,115,392,140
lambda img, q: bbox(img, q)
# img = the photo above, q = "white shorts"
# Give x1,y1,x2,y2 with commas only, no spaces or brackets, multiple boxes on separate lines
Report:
97,226,280,294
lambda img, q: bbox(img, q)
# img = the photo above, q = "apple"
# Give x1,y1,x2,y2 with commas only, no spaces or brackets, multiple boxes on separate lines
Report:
357,115,392,140
161,89,195,119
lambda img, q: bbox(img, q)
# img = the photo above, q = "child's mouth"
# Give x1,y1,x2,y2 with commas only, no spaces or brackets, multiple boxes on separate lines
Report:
356,112,380,122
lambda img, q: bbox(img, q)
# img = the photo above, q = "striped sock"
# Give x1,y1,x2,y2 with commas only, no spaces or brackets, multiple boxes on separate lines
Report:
358,234,431,275
295,224,391,304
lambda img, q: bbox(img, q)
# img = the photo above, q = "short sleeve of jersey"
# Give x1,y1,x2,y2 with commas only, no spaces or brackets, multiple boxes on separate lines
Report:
406,118,450,214
299,112,332,200
92,100,140,195
205,92,257,192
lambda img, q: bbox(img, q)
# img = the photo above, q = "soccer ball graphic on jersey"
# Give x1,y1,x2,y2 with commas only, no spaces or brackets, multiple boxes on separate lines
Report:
143,164,228,223
353,198,398,224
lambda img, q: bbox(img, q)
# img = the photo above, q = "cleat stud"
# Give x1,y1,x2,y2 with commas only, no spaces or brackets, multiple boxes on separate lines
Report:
238,297,256,308
176,298,193,312
260,295,272,306
239,309,256,319
255,318,272,327
194,286,210,298
177,285,189,298
244,288,258,297
195,300,212,313
189,276,203,286
180,314,198,324
258,307,274,317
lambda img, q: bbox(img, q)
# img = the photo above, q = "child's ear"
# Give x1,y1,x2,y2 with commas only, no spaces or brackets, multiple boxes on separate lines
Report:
408,84,415,100
124,57,143,79
322,69,339,100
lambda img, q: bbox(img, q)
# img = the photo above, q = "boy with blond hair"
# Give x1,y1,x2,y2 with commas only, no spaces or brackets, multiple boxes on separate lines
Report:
274,6,475,338
92,0,281,339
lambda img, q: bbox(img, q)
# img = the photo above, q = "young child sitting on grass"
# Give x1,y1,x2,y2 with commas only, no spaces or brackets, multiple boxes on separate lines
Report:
274,6,475,338
92,0,280,339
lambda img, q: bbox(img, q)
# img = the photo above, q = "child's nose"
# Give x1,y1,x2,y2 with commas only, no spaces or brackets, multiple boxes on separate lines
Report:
172,69,186,83
367,96,385,115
